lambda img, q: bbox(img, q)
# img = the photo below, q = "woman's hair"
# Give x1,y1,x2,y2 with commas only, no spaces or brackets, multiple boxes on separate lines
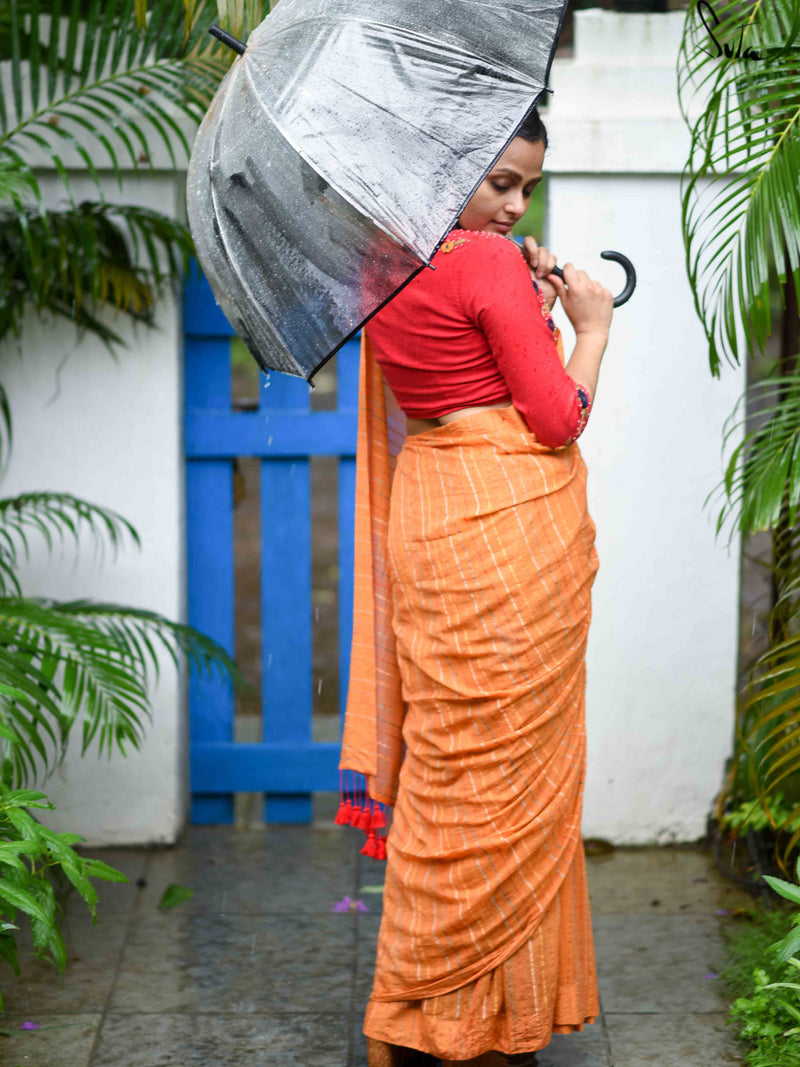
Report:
516,106,548,149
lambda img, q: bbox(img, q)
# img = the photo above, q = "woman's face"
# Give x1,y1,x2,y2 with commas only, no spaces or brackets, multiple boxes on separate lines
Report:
457,137,545,236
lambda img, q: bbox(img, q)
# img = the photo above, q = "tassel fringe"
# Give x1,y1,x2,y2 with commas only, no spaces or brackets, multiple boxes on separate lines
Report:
337,770,390,860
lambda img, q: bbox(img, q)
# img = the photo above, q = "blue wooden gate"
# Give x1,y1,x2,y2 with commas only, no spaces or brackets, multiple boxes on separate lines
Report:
184,267,358,823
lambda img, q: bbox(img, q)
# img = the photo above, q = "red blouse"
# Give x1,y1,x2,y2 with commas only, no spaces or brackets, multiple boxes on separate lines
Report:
365,229,591,449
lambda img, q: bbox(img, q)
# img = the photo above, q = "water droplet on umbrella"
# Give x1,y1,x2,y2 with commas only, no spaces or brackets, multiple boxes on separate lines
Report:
267,653,273,670
268,435,273,445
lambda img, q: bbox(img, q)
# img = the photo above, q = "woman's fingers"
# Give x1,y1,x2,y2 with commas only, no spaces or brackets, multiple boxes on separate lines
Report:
548,272,567,302
523,236,557,279
548,263,613,333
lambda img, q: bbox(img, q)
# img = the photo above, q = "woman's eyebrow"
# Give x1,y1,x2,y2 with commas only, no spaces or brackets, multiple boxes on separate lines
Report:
491,167,523,178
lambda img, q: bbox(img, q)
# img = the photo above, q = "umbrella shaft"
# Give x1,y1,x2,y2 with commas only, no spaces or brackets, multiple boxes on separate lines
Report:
209,25,247,55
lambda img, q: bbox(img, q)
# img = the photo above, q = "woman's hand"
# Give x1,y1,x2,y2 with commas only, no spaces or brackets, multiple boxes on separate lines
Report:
549,263,613,338
521,236,558,310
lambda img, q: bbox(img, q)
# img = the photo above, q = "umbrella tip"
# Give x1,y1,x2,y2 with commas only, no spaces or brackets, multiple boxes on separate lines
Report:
209,24,247,55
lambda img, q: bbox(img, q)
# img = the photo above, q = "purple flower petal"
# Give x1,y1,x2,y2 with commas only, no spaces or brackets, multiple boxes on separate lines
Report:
332,896,353,913
705,972,720,980
20,1021,40,1031
354,900,370,913
715,908,731,916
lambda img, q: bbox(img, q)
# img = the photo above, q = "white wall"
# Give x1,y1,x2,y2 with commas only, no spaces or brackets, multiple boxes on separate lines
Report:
0,173,187,846
547,11,743,842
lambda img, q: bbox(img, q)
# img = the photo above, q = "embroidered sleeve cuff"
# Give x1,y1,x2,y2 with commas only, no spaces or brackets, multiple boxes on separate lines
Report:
561,385,592,448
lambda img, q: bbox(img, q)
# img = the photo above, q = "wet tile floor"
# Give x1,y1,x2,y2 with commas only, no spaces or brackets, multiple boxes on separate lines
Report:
1,815,752,1066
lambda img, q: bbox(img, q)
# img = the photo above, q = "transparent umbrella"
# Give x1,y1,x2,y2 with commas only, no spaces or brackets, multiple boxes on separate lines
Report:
187,0,631,380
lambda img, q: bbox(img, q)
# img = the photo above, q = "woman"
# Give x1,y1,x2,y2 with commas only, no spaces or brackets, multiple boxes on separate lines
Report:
340,107,613,1067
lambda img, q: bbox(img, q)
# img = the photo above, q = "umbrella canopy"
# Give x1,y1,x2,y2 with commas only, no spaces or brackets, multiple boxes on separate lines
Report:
187,0,568,380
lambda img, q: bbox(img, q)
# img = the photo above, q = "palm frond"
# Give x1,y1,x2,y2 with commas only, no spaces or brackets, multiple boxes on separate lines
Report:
678,0,800,374
0,595,238,786
0,0,271,202
0,200,195,349
0,493,139,598
713,371,800,535
0,153,37,205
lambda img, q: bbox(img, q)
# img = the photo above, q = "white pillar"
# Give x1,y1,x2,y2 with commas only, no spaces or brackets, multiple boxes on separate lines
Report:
0,173,187,846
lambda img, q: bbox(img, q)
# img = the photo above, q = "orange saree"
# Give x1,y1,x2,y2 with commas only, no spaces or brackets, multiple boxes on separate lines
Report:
340,333,600,1060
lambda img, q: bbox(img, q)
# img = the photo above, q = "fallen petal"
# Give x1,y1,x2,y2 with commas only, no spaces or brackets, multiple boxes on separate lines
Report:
714,908,731,916
705,972,720,980
332,896,353,913
20,1021,41,1031
354,900,370,912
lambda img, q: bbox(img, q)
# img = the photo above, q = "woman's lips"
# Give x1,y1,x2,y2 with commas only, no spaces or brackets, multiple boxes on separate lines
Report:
491,221,513,233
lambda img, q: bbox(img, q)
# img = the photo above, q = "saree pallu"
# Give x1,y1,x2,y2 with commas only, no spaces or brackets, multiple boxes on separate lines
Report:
342,336,600,1060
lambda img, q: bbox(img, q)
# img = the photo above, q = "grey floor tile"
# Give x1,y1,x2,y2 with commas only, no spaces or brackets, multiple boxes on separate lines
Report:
354,914,381,1005
352,1017,370,1067
536,1024,610,1066
2,908,129,1015
139,825,359,915
91,1012,349,1067
586,845,752,916
0,1012,100,1066
109,912,356,1014
605,1012,741,1066
592,914,727,1013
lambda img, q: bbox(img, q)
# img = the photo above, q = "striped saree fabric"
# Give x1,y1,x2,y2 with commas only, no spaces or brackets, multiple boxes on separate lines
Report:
341,334,600,1060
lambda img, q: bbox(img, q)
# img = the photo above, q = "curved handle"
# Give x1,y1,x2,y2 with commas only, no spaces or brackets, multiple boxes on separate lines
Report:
549,251,636,308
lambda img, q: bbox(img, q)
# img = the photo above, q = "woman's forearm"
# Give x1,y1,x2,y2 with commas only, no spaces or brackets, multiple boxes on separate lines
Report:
565,329,609,400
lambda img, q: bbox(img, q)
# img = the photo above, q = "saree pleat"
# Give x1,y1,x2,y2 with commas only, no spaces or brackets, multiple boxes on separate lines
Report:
342,336,600,1059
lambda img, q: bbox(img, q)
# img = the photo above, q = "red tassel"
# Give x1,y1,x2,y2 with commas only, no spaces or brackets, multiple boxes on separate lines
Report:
360,831,379,858
334,801,350,826
348,804,362,827
375,835,387,861
370,806,387,831
357,807,372,832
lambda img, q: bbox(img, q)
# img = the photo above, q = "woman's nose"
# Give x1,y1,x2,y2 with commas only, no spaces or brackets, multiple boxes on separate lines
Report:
505,191,525,217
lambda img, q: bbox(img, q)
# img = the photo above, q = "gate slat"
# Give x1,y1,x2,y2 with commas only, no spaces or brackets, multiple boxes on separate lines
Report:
191,741,339,791
261,372,314,822
185,334,235,825
185,410,356,457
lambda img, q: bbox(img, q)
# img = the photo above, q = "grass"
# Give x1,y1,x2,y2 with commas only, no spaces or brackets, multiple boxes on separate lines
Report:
721,902,800,1066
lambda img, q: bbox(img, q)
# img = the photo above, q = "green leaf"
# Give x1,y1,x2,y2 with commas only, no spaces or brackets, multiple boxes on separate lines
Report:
771,925,800,964
0,880,50,925
678,0,800,373
158,883,194,910
83,858,129,883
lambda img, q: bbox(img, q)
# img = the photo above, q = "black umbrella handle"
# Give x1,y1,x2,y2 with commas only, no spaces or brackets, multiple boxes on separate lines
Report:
549,251,636,308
